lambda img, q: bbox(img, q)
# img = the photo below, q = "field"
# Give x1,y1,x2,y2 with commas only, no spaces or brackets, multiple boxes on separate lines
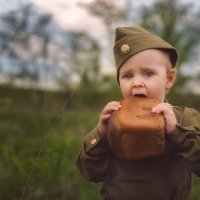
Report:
0,85,199,199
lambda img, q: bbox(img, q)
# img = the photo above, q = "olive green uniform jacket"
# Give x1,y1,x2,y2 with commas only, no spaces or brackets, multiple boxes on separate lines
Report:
76,106,200,200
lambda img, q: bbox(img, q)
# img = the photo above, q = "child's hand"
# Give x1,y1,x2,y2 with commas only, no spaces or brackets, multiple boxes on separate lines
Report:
152,103,177,134
97,101,121,138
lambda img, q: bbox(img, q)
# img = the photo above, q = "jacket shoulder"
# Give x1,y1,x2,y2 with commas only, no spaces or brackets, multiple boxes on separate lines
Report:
173,106,200,126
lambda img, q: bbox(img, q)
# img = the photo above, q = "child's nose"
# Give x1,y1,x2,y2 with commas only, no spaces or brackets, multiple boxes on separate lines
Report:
131,77,144,87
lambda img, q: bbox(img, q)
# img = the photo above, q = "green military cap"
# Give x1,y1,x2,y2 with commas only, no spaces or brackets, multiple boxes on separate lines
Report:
113,26,178,82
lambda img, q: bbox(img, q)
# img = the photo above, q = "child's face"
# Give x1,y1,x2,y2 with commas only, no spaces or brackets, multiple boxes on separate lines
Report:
118,49,175,102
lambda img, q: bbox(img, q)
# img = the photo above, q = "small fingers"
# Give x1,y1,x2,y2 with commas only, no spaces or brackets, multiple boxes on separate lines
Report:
102,101,121,115
152,103,173,114
101,114,111,121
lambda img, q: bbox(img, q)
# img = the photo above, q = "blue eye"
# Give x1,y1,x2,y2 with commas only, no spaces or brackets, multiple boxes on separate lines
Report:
144,71,152,77
124,73,133,79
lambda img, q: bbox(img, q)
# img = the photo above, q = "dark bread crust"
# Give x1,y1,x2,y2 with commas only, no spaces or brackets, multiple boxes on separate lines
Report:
107,96,165,160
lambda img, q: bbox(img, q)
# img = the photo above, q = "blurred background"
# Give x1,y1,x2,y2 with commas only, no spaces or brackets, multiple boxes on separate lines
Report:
0,0,200,199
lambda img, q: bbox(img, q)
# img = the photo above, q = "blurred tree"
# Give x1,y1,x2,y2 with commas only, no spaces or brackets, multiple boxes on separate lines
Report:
0,4,64,109
80,0,127,80
80,0,126,41
139,0,200,65
0,4,53,87
67,31,101,88
0,3,104,92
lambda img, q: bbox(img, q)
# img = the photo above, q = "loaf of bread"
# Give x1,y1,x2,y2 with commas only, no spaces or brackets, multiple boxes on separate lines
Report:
107,96,165,160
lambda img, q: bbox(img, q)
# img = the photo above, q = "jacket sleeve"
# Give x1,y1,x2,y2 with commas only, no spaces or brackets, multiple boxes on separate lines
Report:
167,107,200,176
76,127,111,182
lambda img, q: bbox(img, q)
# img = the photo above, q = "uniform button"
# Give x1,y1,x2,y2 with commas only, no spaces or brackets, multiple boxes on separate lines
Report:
91,138,97,145
121,44,130,54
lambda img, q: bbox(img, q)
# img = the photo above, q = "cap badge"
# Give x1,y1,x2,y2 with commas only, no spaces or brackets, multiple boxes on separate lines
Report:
121,44,130,54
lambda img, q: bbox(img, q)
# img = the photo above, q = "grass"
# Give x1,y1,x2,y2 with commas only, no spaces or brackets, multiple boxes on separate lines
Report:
0,85,199,199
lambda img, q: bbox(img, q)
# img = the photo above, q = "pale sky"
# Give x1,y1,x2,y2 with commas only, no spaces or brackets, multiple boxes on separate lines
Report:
31,0,106,40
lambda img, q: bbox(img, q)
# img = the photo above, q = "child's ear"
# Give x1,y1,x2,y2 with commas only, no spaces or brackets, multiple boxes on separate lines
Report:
166,69,176,91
